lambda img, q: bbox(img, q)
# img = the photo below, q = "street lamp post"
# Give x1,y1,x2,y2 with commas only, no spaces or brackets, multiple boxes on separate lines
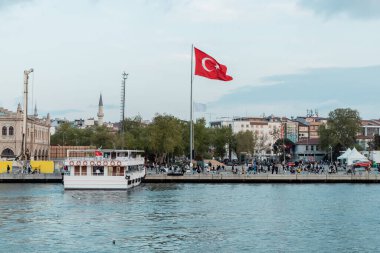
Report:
329,145,332,164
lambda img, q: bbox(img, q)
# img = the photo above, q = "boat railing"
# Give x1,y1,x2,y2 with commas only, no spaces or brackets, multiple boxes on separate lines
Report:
65,157,144,163
73,172,125,176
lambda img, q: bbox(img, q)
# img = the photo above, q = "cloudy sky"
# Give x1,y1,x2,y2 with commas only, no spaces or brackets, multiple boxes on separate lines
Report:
0,0,379,122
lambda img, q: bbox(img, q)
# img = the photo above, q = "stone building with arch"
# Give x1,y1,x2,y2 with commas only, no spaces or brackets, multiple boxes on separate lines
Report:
0,105,50,160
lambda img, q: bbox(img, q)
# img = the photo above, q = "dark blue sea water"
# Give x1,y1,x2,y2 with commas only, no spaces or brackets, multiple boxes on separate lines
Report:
0,183,379,252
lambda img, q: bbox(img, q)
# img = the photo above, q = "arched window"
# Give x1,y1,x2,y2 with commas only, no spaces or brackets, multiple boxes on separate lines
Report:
9,126,14,136
2,126,7,136
1,148,14,158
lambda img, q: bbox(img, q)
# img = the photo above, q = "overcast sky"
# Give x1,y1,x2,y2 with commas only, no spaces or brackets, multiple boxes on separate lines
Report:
0,0,379,122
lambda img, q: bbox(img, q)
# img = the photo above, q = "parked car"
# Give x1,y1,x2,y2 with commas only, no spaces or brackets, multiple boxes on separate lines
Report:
159,166,169,173
353,160,371,168
232,159,239,165
167,165,184,176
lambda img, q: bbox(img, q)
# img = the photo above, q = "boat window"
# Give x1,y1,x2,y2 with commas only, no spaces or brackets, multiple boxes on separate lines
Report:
129,165,139,171
81,166,87,176
74,166,80,176
117,167,124,176
128,180,132,184
111,152,116,159
92,166,104,176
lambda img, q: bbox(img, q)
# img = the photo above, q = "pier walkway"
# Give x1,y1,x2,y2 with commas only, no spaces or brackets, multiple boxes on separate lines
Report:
1,173,379,184
144,173,380,183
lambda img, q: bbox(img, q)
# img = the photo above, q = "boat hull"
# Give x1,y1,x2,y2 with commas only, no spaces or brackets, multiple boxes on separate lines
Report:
64,170,145,190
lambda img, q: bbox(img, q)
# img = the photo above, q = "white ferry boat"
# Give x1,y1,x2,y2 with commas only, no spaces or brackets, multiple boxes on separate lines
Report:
63,149,146,190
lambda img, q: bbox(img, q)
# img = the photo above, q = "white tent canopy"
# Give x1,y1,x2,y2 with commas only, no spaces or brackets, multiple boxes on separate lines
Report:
346,148,368,165
337,148,352,160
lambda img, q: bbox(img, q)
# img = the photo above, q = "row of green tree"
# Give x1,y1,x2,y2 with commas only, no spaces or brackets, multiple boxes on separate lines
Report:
51,108,378,162
51,115,255,163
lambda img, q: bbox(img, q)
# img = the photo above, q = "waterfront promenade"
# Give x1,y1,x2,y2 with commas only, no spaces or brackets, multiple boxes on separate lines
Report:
0,171,379,184
144,173,380,183
0,173,62,183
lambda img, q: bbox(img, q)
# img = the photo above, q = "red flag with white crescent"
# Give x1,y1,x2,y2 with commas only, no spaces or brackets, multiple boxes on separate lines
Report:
194,47,233,81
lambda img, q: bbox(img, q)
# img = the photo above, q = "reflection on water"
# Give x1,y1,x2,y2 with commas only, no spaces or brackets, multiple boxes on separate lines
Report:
0,183,380,252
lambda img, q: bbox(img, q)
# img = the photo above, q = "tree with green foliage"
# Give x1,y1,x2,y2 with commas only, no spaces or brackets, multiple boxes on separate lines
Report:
273,138,294,162
234,130,255,161
255,134,271,156
147,114,183,164
51,123,82,146
368,134,380,151
210,126,234,160
193,118,211,160
51,123,115,148
91,126,114,148
118,116,148,150
319,108,361,157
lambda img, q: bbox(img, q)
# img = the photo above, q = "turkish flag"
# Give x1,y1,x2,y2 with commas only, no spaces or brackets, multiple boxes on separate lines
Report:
95,150,103,157
194,47,233,81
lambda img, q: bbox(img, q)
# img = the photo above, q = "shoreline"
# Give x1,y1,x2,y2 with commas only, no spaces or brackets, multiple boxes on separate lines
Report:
0,173,63,183
143,173,380,183
1,173,380,184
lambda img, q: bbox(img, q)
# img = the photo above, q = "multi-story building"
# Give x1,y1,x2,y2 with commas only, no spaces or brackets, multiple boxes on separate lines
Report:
210,116,288,158
357,120,380,150
0,105,50,160
294,138,325,162
295,116,327,140
293,116,328,161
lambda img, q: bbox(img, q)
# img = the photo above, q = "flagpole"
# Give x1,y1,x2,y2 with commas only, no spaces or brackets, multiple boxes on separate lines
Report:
190,44,194,169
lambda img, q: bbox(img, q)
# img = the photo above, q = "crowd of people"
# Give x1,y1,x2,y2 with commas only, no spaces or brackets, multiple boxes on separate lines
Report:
147,159,379,176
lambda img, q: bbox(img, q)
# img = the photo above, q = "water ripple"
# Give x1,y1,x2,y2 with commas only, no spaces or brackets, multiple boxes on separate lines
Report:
1,183,380,252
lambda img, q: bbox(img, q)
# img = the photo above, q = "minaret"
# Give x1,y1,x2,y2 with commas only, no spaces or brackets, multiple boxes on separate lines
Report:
34,104,38,117
17,103,22,114
97,93,104,126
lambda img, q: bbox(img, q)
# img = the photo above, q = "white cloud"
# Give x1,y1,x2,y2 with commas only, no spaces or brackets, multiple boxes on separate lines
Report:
0,0,379,122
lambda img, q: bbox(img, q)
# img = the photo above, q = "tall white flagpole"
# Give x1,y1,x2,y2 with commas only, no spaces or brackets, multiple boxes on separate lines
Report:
190,44,194,168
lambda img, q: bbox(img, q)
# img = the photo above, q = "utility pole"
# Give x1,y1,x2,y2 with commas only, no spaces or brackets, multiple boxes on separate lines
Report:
21,68,33,160
283,122,286,163
120,72,128,148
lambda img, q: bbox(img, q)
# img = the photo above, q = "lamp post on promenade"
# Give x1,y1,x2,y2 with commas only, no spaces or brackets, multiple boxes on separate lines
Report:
329,145,332,164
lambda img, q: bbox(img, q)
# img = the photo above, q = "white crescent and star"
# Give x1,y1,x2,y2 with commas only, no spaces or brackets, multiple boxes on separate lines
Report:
201,57,220,72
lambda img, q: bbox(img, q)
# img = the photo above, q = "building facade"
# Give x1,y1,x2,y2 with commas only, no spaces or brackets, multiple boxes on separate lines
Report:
0,105,50,160
357,120,380,150
294,138,325,162
210,116,290,157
